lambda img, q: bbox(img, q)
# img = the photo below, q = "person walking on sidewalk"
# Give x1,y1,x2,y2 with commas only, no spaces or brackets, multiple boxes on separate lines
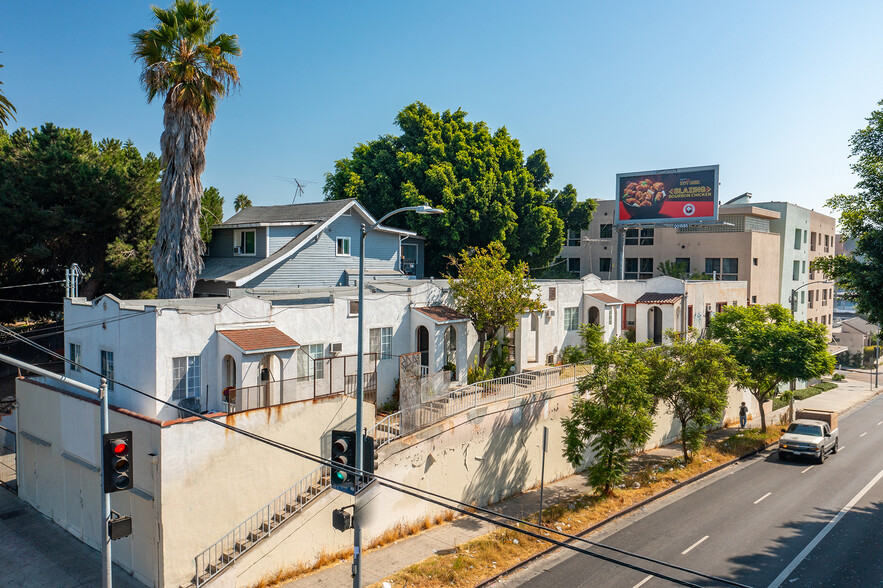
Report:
739,402,748,428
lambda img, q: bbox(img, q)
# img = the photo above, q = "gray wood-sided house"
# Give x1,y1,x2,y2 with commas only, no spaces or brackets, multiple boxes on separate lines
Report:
195,199,426,296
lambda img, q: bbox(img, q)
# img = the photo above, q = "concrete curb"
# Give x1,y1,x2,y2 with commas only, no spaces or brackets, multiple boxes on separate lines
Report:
475,439,778,588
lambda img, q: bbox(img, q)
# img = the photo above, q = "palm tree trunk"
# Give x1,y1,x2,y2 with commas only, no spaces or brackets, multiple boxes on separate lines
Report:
152,99,210,298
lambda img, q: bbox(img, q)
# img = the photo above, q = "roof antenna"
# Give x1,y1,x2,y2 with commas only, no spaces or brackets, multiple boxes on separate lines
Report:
275,176,316,203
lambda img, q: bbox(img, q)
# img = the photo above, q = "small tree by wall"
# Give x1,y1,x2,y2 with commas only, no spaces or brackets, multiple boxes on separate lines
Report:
709,304,835,432
562,337,655,495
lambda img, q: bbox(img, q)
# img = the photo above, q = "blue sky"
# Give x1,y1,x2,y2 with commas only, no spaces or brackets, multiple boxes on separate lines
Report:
3,1,882,222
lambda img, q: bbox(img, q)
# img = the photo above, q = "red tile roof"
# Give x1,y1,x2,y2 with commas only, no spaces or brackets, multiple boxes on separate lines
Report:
414,306,469,323
635,292,684,305
219,327,299,352
586,292,623,304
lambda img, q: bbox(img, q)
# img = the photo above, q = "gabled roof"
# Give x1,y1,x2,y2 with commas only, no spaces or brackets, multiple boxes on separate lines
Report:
585,292,623,305
413,305,469,324
219,327,299,354
201,200,417,287
841,317,878,334
217,199,354,228
635,292,684,305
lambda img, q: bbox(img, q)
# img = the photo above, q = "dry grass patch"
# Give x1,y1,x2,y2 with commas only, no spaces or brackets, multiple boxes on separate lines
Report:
371,426,785,588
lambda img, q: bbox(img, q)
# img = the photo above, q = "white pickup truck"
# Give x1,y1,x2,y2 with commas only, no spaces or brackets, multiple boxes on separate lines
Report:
778,409,839,464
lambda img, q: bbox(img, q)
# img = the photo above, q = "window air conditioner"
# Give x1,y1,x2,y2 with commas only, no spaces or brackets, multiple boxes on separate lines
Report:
546,309,555,318
330,342,343,356
233,246,242,254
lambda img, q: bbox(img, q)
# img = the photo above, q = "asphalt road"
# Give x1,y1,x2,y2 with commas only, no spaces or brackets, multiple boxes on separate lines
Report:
500,393,883,588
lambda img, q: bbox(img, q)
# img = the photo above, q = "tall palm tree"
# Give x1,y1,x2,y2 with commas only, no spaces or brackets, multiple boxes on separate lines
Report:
0,56,17,128
234,193,252,212
132,0,240,298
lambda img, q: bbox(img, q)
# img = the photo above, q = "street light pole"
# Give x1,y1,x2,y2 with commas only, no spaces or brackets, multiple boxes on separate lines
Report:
352,204,443,588
787,280,832,421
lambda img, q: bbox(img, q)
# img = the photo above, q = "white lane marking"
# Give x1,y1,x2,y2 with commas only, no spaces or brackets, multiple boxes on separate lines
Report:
754,492,772,504
632,575,653,588
861,432,868,437
801,466,814,474
877,421,882,426
681,535,709,555
767,465,883,588
839,446,846,452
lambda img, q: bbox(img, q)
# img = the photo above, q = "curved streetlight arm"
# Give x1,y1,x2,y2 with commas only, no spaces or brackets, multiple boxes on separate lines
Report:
368,204,445,233
789,280,834,317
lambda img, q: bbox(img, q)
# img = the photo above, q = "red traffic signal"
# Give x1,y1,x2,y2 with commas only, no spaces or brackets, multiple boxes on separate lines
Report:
103,431,133,493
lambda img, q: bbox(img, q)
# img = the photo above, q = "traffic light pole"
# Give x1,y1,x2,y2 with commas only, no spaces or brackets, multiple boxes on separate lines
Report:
353,225,367,588
100,377,112,588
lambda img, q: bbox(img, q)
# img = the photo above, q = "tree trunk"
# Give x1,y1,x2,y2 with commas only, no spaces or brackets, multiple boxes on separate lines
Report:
755,393,767,432
678,415,690,463
152,98,211,298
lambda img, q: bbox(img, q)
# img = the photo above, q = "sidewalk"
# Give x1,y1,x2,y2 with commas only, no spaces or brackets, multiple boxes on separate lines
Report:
284,377,881,588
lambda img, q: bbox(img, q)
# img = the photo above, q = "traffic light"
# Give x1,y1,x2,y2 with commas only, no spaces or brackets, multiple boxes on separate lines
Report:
330,429,356,494
102,431,133,493
362,435,377,486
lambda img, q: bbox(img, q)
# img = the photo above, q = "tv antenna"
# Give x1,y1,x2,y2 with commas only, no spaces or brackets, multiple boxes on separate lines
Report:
275,176,316,203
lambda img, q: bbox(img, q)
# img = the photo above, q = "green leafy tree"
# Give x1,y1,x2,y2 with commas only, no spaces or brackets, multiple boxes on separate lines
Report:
324,102,594,274
446,241,544,367
646,330,736,462
0,56,16,128
658,260,688,279
233,193,252,212
132,0,241,298
0,124,161,320
200,186,224,243
562,337,655,495
709,304,835,432
812,100,883,324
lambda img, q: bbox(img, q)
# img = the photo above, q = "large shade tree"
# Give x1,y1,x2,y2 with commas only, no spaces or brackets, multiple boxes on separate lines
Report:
132,0,240,298
324,102,595,274
0,124,161,320
812,100,883,324
709,304,835,432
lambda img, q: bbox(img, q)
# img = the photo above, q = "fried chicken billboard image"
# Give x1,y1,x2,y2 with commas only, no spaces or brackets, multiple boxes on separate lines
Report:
614,165,719,225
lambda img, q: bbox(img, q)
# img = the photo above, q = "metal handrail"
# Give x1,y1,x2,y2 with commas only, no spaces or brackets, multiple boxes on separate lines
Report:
193,463,330,587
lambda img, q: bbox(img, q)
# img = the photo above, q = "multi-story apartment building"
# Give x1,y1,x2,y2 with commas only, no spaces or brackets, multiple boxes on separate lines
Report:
560,197,781,307
561,195,837,333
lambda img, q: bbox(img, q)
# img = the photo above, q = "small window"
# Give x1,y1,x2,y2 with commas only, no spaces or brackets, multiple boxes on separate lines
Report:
69,343,81,372
348,300,359,316
794,228,802,250
802,260,806,274
336,237,351,256
803,229,808,243
793,260,800,281
549,287,556,301
567,258,581,275
624,257,638,280
599,257,612,273
625,305,636,328
369,327,393,359
101,350,114,391
308,343,325,379
801,291,805,304
639,228,654,246
567,230,581,247
722,258,738,281
607,308,613,325
172,356,201,400
625,228,639,246
751,295,757,304
687,305,693,327
599,224,613,239
234,229,256,255
639,258,653,279
705,258,721,277
753,258,758,266
564,307,579,331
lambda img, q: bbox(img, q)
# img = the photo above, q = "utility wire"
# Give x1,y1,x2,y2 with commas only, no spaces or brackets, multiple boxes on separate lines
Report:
1,325,751,587
0,279,64,290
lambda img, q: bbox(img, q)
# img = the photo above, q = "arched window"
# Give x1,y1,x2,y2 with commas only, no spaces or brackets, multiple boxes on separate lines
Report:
444,326,457,370
588,306,600,325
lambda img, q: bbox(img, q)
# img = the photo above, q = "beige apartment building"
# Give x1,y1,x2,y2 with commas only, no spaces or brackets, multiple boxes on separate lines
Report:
560,199,782,307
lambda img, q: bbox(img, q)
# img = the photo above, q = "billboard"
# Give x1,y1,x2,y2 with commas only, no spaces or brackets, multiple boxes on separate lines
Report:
614,165,719,225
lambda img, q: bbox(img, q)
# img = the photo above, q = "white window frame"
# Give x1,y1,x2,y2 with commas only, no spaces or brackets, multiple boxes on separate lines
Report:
234,229,256,256
336,237,351,257
69,343,81,372
564,307,579,331
369,326,393,359
172,355,201,400
100,349,114,391
567,230,581,247
308,343,325,379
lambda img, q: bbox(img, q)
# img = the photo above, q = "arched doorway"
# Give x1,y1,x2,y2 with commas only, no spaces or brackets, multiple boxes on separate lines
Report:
259,353,282,407
223,355,237,409
588,306,600,325
444,325,457,380
416,326,430,369
647,306,663,344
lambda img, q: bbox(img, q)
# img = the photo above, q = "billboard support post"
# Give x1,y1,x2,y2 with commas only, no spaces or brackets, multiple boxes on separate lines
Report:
615,227,625,280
